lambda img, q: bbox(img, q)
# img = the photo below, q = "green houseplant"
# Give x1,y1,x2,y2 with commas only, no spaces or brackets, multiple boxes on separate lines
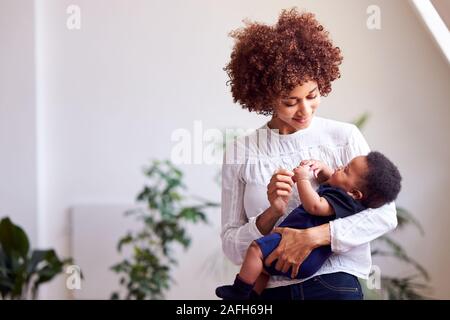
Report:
111,159,219,300
0,217,73,299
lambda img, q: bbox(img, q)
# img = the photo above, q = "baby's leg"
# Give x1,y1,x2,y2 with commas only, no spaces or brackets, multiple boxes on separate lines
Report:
216,241,265,300
253,272,270,295
238,241,265,285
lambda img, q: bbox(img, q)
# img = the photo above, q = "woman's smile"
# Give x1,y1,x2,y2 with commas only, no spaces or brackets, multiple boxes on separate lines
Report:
292,117,309,124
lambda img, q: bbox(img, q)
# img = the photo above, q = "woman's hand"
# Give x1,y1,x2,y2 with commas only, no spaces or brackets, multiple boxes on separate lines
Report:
266,169,295,215
265,224,331,278
256,169,295,235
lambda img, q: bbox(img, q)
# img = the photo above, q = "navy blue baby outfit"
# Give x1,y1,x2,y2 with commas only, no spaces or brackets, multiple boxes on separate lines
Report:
255,184,367,279
215,184,367,300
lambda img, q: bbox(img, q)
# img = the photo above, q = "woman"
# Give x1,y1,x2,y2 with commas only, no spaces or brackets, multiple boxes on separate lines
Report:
220,9,397,300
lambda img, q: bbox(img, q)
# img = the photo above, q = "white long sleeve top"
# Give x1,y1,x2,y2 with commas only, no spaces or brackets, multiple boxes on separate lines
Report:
220,116,397,288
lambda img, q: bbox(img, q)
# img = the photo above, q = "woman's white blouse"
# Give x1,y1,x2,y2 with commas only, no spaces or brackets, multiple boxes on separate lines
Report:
220,116,397,288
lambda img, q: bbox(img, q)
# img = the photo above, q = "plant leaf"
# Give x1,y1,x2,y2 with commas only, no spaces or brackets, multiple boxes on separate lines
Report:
0,217,30,258
396,207,424,235
352,112,370,129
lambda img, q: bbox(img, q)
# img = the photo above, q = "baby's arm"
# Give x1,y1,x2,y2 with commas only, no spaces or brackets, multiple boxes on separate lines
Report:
293,165,334,216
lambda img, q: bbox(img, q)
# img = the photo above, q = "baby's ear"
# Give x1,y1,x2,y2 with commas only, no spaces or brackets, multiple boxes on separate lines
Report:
347,189,363,200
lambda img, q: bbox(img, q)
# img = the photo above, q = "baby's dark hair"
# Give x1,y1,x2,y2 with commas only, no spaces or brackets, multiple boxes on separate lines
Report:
360,151,402,208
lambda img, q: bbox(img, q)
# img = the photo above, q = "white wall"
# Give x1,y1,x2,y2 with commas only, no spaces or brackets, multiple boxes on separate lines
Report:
0,0,37,243
2,0,449,299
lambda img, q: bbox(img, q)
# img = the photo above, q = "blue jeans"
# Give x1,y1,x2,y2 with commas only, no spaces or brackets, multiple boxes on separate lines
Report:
257,272,364,300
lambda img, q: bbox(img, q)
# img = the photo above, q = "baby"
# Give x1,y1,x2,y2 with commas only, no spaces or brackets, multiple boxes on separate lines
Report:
216,151,402,300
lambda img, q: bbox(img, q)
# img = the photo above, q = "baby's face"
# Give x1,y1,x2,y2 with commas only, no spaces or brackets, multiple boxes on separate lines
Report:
327,156,368,194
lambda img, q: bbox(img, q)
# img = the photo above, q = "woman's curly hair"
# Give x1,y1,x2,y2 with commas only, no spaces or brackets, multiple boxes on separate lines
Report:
224,8,343,115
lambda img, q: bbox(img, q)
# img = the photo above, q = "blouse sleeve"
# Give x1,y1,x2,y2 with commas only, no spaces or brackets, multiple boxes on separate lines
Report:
329,125,398,254
220,141,264,265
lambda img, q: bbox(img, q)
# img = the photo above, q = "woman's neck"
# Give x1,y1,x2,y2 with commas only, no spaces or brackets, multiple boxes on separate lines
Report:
267,117,298,135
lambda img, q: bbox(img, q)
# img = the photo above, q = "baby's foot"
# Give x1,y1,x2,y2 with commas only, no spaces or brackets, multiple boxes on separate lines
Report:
215,274,255,300
215,285,251,300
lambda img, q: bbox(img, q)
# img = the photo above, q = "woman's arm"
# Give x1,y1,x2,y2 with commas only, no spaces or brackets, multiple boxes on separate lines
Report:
220,147,262,265
255,207,284,235
330,202,397,253
221,142,295,264
265,203,397,276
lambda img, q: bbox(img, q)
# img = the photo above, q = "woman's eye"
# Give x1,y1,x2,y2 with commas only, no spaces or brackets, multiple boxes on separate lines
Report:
307,95,317,100
282,100,297,107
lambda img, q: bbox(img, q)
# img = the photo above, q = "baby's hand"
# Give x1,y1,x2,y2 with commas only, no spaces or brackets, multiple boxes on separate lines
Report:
293,164,311,181
299,159,332,179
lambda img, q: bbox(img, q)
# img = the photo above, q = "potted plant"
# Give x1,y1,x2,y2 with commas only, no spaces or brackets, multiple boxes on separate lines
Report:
111,159,218,299
0,217,73,299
